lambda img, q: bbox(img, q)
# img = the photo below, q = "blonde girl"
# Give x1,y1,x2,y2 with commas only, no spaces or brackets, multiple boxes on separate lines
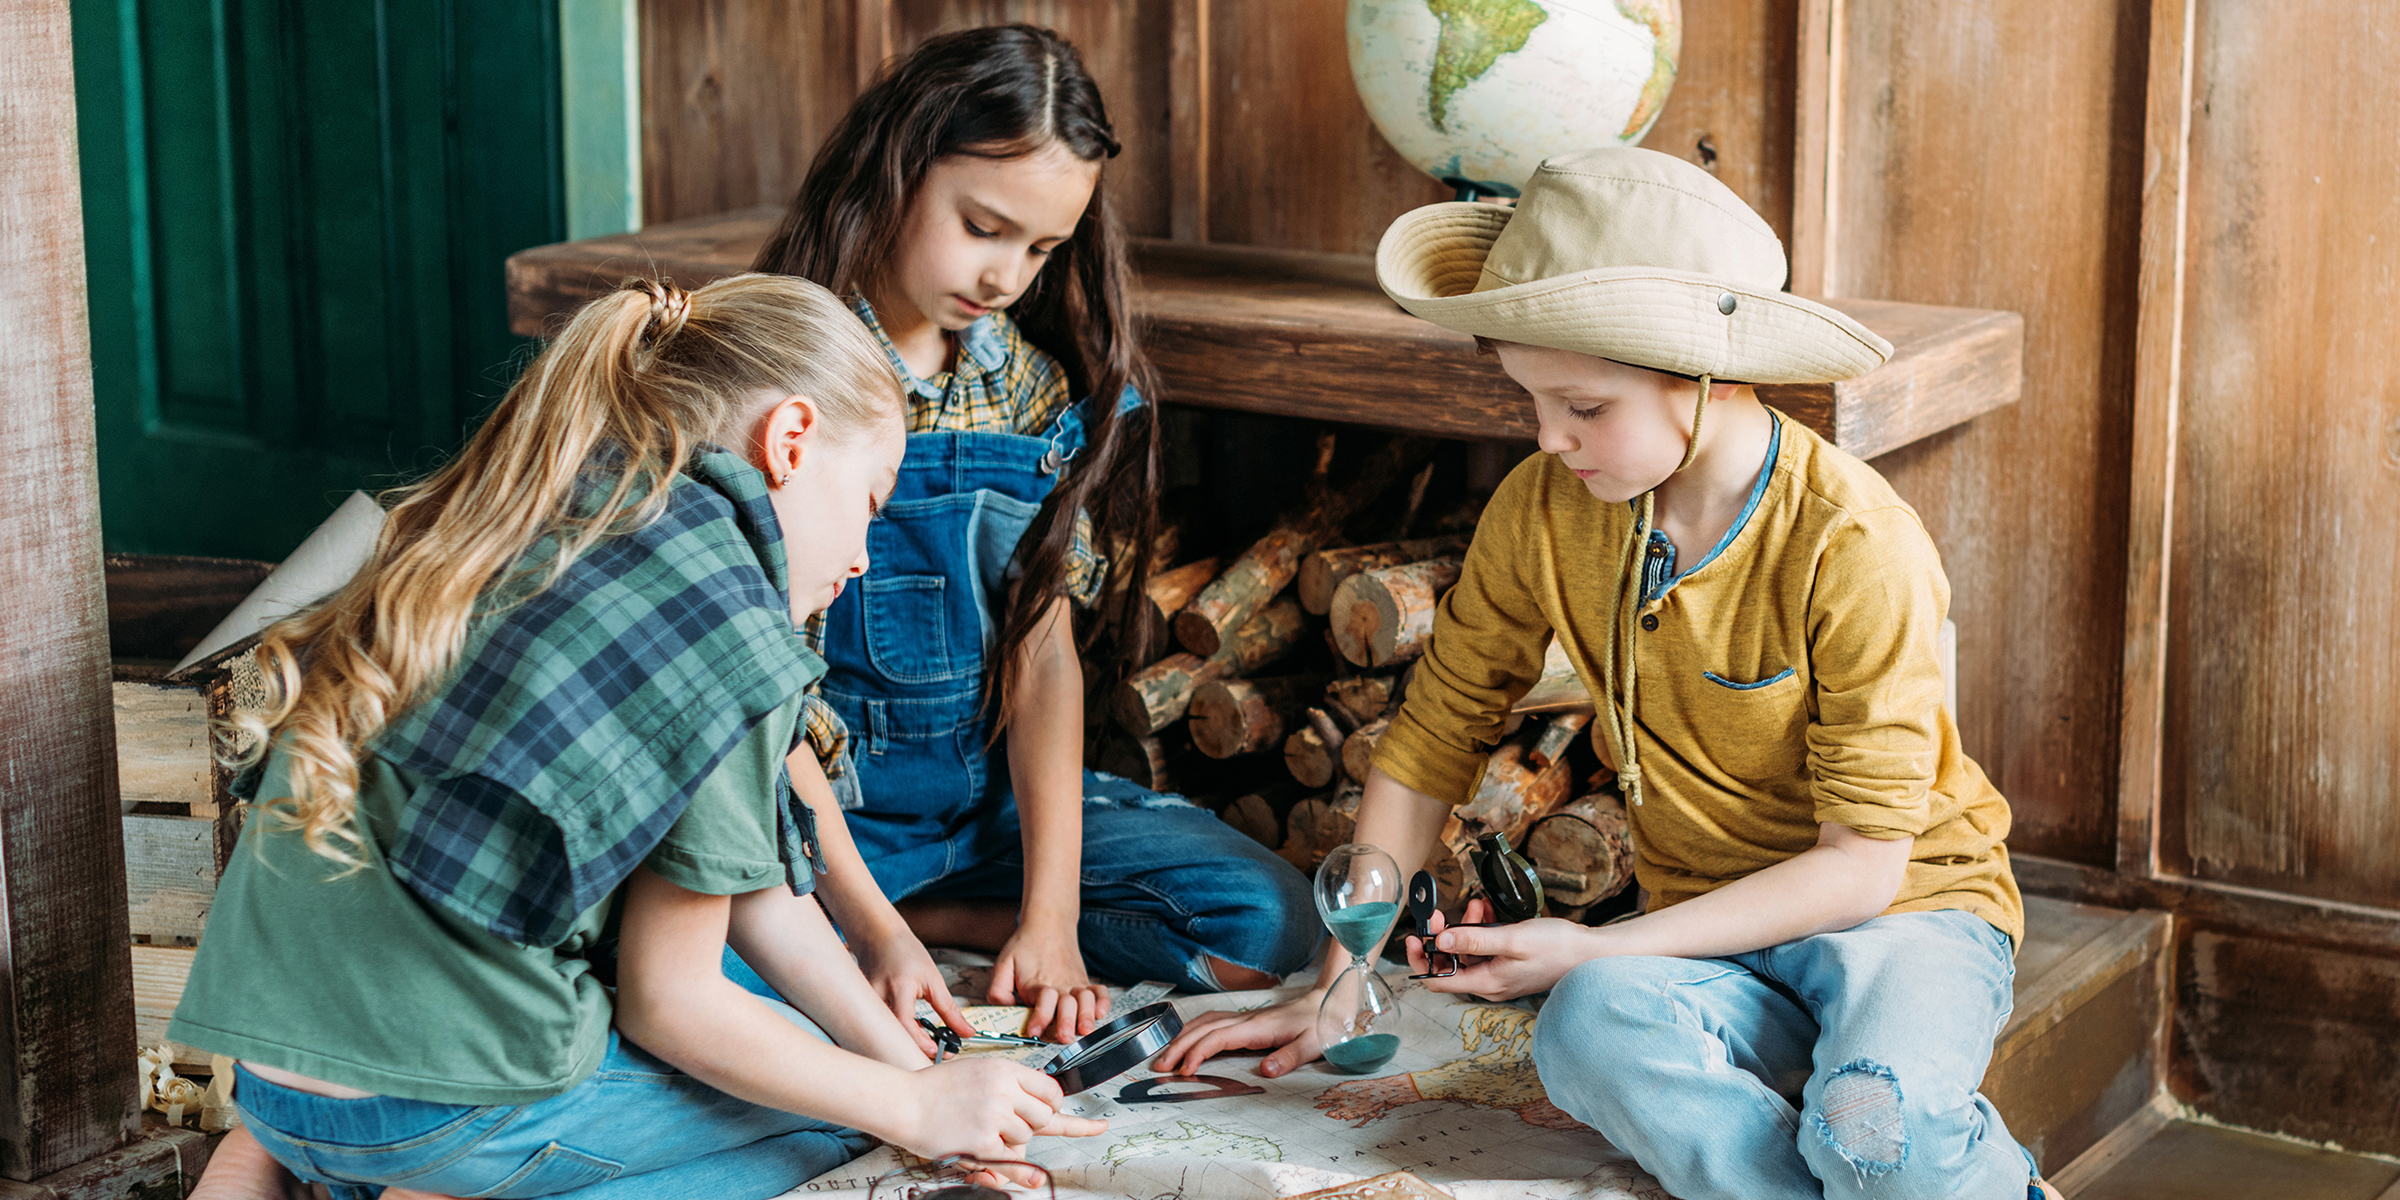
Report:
169,274,1099,1200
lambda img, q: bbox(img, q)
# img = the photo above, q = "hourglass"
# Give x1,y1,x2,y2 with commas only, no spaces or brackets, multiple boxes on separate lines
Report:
1312,843,1403,1074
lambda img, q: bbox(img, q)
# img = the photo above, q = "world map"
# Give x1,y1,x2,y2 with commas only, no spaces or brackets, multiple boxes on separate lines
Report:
781,966,1668,1200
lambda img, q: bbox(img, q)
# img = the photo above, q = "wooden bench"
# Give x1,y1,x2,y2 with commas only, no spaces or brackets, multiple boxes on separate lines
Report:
505,209,2022,460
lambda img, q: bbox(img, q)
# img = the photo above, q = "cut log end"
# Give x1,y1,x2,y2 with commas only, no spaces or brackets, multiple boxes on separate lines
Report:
1172,608,1226,658
1342,715,1390,785
1285,725,1338,788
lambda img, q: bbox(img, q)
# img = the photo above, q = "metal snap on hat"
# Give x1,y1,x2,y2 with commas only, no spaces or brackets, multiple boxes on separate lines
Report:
1375,147,1892,385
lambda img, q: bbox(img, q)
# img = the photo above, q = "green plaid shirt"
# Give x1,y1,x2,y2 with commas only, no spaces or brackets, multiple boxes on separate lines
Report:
367,450,825,947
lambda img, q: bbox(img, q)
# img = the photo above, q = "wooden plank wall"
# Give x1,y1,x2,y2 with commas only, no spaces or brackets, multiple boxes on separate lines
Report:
2147,0,2400,1152
639,0,1796,251
1823,0,2150,866
2159,0,2400,912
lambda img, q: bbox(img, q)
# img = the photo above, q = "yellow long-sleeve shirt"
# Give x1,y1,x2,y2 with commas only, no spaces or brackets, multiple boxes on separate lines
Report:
1375,410,2023,944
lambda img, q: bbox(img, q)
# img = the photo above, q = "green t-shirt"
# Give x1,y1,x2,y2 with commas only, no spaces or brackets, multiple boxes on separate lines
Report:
168,695,804,1105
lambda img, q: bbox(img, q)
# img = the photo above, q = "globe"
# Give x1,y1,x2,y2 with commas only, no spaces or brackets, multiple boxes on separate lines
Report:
1347,0,1682,197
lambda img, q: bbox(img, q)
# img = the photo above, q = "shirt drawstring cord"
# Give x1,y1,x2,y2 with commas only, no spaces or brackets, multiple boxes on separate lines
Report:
1602,375,1710,808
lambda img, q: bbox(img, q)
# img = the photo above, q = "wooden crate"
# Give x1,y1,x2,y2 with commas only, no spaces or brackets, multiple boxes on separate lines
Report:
107,554,274,945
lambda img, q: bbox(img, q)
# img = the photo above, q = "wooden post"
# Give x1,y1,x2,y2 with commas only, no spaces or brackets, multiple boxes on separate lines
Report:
2114,0,2197,883
1790,0,1846,297
1168,0,1212,243
0,0,144,1180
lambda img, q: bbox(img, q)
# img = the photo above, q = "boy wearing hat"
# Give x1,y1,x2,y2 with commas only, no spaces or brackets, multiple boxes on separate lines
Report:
1156,147,2051,1200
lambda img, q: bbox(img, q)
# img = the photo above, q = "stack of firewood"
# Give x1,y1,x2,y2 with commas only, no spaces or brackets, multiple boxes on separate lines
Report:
1087,433,1636,923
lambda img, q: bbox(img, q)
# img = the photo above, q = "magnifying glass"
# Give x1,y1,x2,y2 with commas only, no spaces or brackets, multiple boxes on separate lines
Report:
1042,1002,1184,1095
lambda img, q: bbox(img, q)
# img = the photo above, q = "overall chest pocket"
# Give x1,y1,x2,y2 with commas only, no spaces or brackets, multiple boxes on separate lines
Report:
863,574,972,684
1697,668,1809,782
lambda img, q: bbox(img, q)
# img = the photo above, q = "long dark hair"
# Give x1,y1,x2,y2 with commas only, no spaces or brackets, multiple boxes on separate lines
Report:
753,24,1160,723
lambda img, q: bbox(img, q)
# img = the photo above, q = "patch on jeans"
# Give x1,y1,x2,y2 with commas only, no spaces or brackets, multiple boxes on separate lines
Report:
1813,1059,1907,1175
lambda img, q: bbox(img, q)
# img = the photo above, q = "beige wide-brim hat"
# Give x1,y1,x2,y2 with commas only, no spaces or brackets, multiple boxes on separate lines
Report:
1376,147,1891,385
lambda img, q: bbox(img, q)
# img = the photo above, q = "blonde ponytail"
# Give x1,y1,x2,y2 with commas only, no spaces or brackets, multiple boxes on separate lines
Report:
237,274,901,866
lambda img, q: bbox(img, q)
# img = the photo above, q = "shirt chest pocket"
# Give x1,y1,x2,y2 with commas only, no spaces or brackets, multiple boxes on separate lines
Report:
1695,667,1809,782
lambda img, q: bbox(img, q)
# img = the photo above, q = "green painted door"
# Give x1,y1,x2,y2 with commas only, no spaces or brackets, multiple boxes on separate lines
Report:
72,0,563,559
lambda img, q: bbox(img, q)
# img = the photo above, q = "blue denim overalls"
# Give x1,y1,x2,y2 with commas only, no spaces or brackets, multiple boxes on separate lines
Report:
817,399,1091,893
816,309,1318,990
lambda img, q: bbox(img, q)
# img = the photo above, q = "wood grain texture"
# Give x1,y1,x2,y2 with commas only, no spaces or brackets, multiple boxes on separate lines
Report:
2155,0,2400,911
1642,0,1799,251
638,0,863,225
509,219,2020,457
111,684,212,817
2173,926,2400,1156
1167,0,1209,242
1827,0,2151,867
640,1,1170,233
126,945,202,1070
121,815,214,945
2116,0,2195,881
102,555,273,665
1200,0,1448,253
1789,0,1841,293
0,0,144,1175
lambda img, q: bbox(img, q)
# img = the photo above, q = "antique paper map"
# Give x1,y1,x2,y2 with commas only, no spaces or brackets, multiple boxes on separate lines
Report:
778,959,1669,1200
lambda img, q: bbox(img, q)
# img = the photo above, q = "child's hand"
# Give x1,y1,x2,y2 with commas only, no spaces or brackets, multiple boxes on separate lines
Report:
1149,992,1324,1079
989,922,1107,1043
896,1059,1105,1162
1406,902,1596,1001
853,923,975,1060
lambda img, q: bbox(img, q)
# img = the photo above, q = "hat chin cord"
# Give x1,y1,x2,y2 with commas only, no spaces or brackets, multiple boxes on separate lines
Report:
1600,375,1710,809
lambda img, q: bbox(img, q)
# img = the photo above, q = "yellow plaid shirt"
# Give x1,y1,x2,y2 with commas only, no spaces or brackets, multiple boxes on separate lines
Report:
849,297,1106,604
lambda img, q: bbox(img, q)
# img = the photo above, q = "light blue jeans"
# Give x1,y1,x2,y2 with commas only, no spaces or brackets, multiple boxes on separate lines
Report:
233,951,873,1199
1530,909,2034,1200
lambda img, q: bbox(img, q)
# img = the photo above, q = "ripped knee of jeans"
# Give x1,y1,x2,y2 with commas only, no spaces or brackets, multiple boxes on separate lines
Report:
1812,1059,1907,1176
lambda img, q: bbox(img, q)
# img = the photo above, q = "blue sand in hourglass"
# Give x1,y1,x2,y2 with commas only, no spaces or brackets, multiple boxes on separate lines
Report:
1324,901,1398,959
1322,1032,1401,1074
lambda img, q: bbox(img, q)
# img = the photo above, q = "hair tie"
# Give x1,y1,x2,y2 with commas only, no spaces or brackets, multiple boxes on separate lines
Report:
622,279,692,349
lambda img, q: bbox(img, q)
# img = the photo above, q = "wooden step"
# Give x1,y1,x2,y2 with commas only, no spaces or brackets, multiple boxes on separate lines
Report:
2057,1108,2400,1200
1987,894,2174,1176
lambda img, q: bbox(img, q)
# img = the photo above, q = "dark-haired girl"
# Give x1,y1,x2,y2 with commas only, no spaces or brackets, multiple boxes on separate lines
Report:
754,24,1317,1044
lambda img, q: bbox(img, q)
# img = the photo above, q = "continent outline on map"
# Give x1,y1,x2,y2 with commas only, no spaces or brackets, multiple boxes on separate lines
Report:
1313,1005,1588,1132
1425,0,1548,132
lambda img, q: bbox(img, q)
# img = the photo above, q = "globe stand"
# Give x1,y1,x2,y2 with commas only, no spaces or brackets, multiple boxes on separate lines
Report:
1443,178,1513,204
